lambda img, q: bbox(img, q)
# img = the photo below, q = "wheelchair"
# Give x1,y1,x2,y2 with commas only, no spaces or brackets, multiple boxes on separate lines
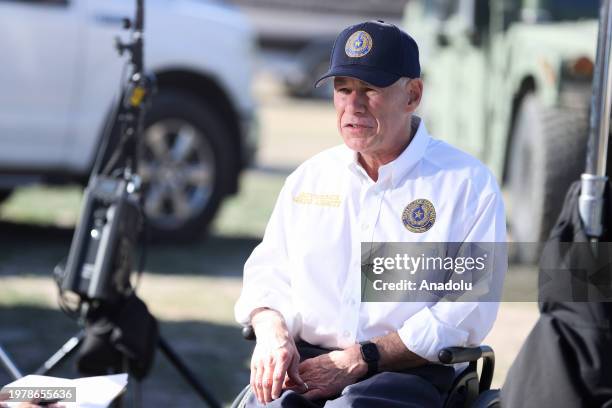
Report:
231,327,500,408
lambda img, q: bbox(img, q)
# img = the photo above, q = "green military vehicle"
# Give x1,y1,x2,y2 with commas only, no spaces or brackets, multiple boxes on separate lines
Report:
403,0,598,261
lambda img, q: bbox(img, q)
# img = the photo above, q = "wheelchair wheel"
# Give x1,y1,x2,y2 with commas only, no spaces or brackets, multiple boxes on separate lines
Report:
230,385,251,408
471,389,501,408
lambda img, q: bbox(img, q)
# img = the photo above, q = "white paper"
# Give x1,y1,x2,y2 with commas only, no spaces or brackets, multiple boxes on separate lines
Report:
1,373,128,408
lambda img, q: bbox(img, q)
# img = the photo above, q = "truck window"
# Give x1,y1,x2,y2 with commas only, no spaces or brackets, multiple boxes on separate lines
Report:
540,0,599,21
422,0,458,22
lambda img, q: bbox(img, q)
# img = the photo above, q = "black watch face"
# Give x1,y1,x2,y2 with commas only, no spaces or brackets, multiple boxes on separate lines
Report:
362,343,380,362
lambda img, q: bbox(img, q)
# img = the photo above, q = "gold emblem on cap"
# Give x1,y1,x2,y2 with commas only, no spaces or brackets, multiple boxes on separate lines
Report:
345,31,373,58
402,199,436,233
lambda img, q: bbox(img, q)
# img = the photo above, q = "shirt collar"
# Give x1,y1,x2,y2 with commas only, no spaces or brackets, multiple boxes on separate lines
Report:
345,116,431,187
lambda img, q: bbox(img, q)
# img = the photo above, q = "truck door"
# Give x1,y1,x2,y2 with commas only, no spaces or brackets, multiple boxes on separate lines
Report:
438,0,489,158
0,0,82,168
65,0,131,173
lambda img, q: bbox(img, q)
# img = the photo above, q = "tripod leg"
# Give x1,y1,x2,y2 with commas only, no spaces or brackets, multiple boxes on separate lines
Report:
0,344,23,380
109,359,127,408
132,377,142,408
158,336,222,408
35,331,85,375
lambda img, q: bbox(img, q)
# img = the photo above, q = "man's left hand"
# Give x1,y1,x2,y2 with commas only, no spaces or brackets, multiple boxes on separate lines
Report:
285,345,367,400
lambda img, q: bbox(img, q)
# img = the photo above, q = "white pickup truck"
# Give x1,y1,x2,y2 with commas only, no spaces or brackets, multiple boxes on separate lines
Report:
0,0,259,239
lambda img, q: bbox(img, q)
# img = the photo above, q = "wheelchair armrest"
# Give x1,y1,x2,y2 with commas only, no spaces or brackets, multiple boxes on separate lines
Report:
438,345,493,364
438,345,495,393
242,325,256,341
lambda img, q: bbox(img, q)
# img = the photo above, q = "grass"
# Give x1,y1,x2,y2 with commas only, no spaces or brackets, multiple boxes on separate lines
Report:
0,169,286,237
0,185,83,227
211,170,287,237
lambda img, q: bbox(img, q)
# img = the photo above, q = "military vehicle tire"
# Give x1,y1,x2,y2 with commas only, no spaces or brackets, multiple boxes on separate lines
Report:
507,95,587,263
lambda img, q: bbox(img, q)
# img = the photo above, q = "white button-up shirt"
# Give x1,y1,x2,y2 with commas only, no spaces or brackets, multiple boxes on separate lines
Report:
235,118,506,361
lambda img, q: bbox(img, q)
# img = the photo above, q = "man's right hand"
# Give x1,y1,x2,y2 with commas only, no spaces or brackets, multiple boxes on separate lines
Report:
250,308,306,404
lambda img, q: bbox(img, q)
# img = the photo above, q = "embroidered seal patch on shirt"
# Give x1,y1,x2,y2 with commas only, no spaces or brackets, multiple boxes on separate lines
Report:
402,199,436,233
345,31,373,58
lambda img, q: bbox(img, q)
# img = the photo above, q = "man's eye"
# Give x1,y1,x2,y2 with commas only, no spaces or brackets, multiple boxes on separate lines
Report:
336,87,350,94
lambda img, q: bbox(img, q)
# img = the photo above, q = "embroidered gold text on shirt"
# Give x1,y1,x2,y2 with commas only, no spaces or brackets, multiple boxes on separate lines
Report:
293,193,341,207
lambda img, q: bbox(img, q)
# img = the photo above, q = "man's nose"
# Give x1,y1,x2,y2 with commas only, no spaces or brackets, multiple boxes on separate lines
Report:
346,91,366,114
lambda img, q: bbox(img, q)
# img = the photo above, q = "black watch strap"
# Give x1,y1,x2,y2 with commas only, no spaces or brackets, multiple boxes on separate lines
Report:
359,341,380,377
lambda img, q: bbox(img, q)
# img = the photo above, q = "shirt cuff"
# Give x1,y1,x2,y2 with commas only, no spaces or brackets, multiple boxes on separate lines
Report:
397,306,470,362
234,290,298,337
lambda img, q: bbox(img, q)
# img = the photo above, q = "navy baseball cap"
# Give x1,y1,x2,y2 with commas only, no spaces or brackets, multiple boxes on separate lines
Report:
314,20,420,88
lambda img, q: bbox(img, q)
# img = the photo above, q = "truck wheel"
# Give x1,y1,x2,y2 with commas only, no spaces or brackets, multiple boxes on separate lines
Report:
138,89,236,241
507,95,587,263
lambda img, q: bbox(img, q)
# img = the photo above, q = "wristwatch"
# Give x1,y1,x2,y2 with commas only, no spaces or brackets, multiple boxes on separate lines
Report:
359,341,380,377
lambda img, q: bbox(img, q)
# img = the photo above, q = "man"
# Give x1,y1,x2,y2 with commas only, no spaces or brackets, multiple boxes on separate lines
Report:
235,20,506,407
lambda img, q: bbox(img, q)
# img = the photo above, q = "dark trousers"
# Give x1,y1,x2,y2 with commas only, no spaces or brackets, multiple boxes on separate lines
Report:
243,342,455,408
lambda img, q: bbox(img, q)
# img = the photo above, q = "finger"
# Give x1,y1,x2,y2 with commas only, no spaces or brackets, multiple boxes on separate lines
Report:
254,359,265,404
288,354,306,390
249,360,257,399
284,375,300,389
262,356,274,403
249,357,257,403
303,388,325,401
284,382,308,394
271,352,289,400
283,375,293,388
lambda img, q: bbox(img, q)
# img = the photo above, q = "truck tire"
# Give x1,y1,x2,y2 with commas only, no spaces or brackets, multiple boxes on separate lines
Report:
138,89,236,241
507,95,587,263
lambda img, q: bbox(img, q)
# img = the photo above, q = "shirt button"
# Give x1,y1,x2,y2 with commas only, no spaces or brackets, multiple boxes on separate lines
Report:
343,330,351,338
361,223,369,231
348,298,356,306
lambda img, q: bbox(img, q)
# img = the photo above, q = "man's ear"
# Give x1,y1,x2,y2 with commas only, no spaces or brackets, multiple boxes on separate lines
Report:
405,78,423,112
